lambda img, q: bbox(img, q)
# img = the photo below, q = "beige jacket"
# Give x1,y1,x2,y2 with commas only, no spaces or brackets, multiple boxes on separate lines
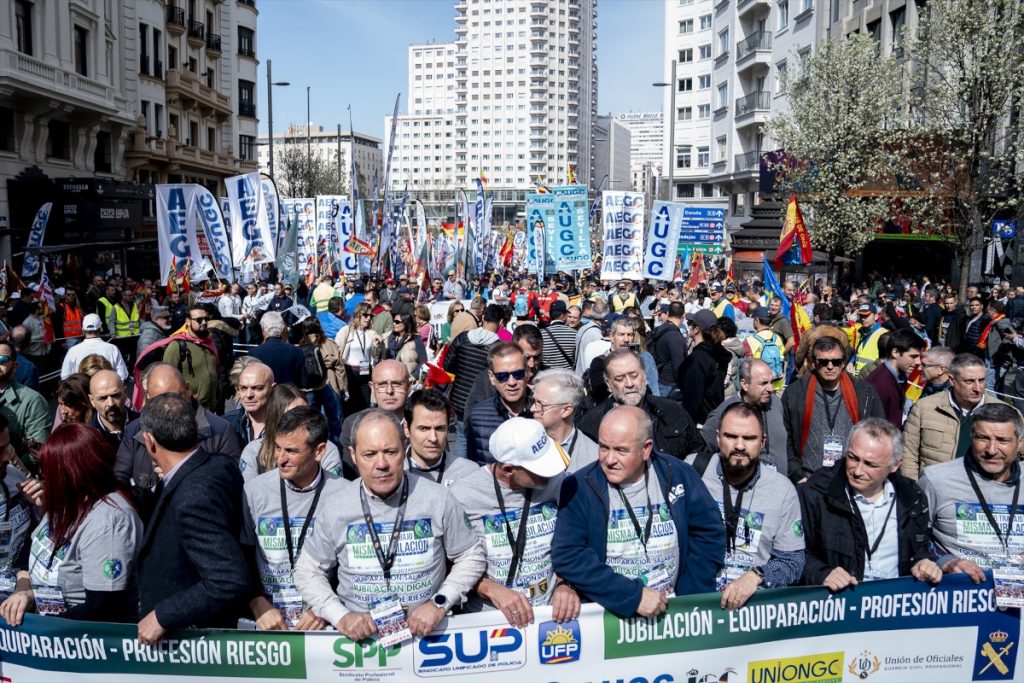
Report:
901,390,1022,480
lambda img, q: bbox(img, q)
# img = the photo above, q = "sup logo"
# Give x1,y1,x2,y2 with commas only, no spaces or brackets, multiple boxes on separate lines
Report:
416,627,525,676
538,619,580,665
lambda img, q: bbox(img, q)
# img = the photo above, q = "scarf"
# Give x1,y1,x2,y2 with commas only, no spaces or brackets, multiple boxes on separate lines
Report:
799,373,860,458
977,314,1005,350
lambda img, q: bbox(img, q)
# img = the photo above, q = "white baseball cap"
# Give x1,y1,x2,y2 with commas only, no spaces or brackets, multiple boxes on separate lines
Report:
82,313,103,331
489,417,569,478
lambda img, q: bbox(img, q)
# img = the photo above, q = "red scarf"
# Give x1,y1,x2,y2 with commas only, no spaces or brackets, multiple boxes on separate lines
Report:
799,373,861,458
977,314,1005,350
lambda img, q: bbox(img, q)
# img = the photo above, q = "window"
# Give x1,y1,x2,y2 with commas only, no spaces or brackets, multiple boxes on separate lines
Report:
798,47,811,72
699,14,712,30
207,126,216,152
239,135,256,161
698,74,711,89
15,0,32,56
719,29,730,56
678,19,694,34
676,147,692,169
74,26,89,77
733,192,746,215
890,7,906,51
800,0,813,12
140,23,149,75
699,44,712,59
678,77,693,92
47,120,71,159
677,106,692,121
697,146,710,167
189,121,199,148
168,44,177,71
0,108,16,152
701,183,714,198
238,80,255,117
238,27,255,57
94,131,112,173
677,183,695,198
777,0,789,29
698,103,711,118
678,48,693,63
716,136,727,162
717,83,729,109
776,60,787,93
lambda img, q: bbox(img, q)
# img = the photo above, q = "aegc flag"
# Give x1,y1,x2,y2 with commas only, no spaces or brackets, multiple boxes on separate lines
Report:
600,191,644,281
225,172,274,266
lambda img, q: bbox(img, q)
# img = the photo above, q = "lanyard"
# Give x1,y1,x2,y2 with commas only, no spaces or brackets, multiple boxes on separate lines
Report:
0,481,9,522
564,431,579,458
849,488,897,561
279,475,326,568
614,465,652,556
492,471,534,588
722,478,751,554
817,388,842,434
965,460,1021,555
407,446,448,484
359,477,409,590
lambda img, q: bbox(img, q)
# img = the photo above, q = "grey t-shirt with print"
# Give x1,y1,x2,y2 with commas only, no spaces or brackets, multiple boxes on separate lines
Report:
605,467,679,593
299,473,479,611
406,452,481,488
0,467,35,592
28,492,142,614
239,437,344,482
451,465,562,611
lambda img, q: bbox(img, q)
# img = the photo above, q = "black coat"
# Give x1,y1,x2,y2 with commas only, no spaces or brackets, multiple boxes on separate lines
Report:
676,341,732,425
649,321,687,387
249,337,305,387
798,461,931,585
578,393,703,459
137,448,251,629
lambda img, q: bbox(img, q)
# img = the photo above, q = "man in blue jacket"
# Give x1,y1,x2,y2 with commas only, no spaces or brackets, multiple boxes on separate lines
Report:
552,406,725,618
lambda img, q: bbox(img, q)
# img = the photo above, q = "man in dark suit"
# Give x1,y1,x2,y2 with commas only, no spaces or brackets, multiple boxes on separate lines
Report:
136,394,250,645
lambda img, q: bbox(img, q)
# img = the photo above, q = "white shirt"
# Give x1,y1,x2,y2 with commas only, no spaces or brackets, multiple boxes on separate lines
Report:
852,480,900,580
161,449,199,486
60,336,128,380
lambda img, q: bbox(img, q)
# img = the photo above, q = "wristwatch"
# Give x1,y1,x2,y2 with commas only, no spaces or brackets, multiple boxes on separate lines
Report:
433,593,453,614
751,566,766,587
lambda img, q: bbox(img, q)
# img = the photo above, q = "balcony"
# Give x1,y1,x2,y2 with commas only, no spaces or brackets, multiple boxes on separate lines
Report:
0,46,132,117
187,19,205,47
238,0,257,9
734,150,763,171
206,33,222,54
164,68,232,118
737,0,771,19
238,44,255,58
736,30,772,63
166,5,185,32
239,102,257,118
735,90,771,118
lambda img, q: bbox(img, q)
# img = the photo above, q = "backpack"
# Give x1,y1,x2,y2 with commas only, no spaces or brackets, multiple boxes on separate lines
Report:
753,331,784,380
300,344,327,389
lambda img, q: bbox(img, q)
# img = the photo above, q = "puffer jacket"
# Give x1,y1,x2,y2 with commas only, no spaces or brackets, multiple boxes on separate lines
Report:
900,390,1022,480
443,327,499,419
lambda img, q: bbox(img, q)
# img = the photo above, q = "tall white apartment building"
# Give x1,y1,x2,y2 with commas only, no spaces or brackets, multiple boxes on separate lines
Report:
256,124,383,194
387,0,598,221
614,112,663,193
707,0,825,227
592,115,631,191
662,0,723,207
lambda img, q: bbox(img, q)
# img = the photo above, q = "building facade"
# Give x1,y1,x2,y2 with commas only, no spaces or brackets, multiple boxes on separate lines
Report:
256,124,383,197
613,112,663,194
592,115,631,192
386,0,598,224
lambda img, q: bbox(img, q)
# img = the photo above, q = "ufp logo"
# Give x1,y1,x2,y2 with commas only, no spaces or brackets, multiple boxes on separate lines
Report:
416,627,525,676
333,637,400,669
538,619,581,665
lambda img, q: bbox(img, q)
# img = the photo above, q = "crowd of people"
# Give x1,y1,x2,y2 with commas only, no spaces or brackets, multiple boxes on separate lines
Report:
0,263,1018,647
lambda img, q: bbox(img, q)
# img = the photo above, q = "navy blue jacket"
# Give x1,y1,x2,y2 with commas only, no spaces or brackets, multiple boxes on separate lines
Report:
464,393,532,464
249,338,304,387
551,453,725,618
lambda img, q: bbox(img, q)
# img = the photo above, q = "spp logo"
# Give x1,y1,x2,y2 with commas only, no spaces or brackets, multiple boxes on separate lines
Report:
538,619,581,665
332,637,401,669
415,627,526,676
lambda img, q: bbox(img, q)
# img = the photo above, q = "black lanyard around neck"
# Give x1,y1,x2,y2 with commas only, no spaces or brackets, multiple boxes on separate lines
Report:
965,459,1021,555
722,474,754,554
848,488,897,561
614,464,652,556
492,469,534,588
359,477,409,590
279,475,325,568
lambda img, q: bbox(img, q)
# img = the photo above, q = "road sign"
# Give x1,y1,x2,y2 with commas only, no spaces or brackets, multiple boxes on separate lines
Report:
679,205,726,255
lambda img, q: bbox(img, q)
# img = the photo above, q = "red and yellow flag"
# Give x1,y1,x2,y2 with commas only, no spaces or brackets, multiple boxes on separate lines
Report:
775,194,813,269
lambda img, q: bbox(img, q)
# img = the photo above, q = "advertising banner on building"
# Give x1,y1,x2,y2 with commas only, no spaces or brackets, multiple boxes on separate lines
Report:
550,185,592,272
642,201,684,282
0,575,1017,682
600,191,645,281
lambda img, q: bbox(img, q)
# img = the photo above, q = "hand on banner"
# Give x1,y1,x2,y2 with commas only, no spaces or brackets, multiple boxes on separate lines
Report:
910,559,943,584
293,610,326,631
137,610,166,646
482,578,535,628
636,587,668,618
720,571,762,610
822,567,858,593
0,575,34,626
250,597,286,631
550,583,581,623
942,558,987,584
408,601,446,637
337,612,377,641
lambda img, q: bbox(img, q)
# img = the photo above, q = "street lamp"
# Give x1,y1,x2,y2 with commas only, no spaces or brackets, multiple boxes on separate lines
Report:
653,59,677,201
306,86,312,194
266,59,290,181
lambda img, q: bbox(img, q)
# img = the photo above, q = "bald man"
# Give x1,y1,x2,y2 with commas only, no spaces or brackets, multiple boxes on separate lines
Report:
225,363,276,446
338,360,412,476
116,363,243,514
89,369,136,450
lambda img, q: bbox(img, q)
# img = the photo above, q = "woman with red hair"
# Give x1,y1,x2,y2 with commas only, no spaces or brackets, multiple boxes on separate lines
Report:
0,423,142,624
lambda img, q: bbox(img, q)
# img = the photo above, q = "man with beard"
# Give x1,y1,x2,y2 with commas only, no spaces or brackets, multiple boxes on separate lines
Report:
701,403,804,610
88,370,137,450
700,359,789,476
464,343,532,464
578,349,703,460
163,304,223,412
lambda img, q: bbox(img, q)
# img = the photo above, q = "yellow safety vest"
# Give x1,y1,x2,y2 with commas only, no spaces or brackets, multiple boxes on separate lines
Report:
97,297,114,329
113,303,140,337
854,326,886,373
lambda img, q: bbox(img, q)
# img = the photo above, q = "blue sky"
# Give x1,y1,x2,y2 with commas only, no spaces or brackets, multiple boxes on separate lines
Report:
256,0,664,139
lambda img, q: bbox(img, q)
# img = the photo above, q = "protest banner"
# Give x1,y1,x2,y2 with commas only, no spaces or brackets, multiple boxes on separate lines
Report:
642,201,684,282
600,191,644,281
280,199,316,275
550,185,592,272
225,172,274,266
155,185,201,285
525,193,555,278
0,575,1017,682
20,202,52,279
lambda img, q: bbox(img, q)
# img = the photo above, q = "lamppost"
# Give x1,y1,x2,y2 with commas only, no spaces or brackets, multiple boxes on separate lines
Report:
306,86,312,195
265,59,290,181
653,59,677,201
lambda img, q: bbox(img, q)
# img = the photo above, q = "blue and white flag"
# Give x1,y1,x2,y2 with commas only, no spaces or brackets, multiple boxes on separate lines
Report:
642,201,683,281
551,185,592,272
225,172,274,266
526,193,556,279
21,202,52,279
762,255,791,317
192,186,232,281
599,191,644,281
261,178,280,249
156,185,202,285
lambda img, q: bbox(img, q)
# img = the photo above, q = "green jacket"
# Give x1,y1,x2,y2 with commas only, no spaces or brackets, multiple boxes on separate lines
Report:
0,380,53,472
163,339,223,414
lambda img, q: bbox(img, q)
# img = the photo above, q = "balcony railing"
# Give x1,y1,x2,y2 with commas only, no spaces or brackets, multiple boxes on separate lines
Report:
239,102,257,118
187,19,205,41
206,33,222,52
154,59,163,79
166,5,185,27
140,55,150,75
238,0,256,7
736,30,771,61
238,44,255,58
734,150,763,170
735,91,771,116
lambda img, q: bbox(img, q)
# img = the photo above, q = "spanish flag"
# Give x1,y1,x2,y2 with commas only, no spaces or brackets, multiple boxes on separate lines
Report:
774,194,813,269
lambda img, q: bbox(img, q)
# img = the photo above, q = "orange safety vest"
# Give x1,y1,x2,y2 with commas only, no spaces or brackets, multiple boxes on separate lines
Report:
62,304,83,338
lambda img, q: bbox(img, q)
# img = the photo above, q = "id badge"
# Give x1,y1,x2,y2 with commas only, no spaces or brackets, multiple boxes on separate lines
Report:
369,596,412,647
992,561,1024,609
359,361,371,376
715,564,748,592
31,584,66,616
642,565,674,597
273,588,305,629
822,436,844,468
0,570,16,599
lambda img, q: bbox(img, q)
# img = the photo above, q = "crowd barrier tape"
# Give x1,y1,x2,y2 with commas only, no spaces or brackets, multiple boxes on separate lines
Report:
0,574,1019,682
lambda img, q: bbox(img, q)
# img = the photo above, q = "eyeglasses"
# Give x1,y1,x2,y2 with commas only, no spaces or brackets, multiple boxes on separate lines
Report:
190,317,210,324
0,355,11,364
492,369,526,383
814,358,844,368
531,400,568,413
373,381,408,393
920,363,945,371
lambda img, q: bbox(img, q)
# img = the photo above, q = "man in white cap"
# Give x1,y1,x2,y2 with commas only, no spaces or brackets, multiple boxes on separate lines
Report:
451,417,579,628
60,313,128,380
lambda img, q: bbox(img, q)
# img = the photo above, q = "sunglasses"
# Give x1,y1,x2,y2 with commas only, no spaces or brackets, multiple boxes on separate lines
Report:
190,317,210,324
0,355,11,364
814,358,844,368
492,369,526,383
